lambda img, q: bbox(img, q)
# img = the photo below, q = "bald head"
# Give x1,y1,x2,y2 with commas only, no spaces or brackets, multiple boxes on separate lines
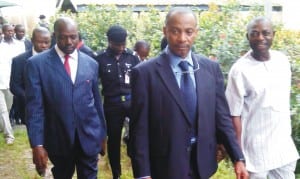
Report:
53,17,79,54
165,7,197,27
54,17,78,34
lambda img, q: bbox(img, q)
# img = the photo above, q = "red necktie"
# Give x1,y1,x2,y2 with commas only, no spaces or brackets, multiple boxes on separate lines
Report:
64,54,71,76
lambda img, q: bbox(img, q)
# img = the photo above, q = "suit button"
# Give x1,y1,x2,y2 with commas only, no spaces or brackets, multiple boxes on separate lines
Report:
187,146,191,152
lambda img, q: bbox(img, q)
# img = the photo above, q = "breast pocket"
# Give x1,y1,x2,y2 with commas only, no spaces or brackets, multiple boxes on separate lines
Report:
101,64,115,80
75,79,94,104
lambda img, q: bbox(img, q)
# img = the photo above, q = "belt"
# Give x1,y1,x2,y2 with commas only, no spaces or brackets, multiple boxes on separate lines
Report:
105,94,131,103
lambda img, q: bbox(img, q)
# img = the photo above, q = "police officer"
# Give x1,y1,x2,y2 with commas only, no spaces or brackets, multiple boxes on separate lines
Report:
95,25,140,179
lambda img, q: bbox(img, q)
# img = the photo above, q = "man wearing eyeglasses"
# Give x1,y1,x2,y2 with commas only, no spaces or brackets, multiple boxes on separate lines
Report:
226,17,299,179
129,7,248,179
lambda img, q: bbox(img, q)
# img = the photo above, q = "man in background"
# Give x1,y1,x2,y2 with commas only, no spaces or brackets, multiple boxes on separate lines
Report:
0,24,25,144
133,40,150,61
10,26,51,125
14,24,32,51
38,14,49,30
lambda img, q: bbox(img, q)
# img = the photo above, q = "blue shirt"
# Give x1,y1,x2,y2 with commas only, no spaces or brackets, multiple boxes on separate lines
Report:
166,47,196,88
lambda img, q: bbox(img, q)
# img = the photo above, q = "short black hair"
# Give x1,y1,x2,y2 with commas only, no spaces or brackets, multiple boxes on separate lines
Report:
39,15,46,19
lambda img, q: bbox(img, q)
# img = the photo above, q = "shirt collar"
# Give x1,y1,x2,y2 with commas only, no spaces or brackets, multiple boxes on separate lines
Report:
32,47,38,56
14,36,25,42
55,44,78,60
166,46,193,68
1,38,18,44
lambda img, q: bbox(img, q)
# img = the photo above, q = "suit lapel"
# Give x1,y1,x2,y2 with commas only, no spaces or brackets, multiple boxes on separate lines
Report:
45,48,73,83
74,52,87,85
193,54,210,127
156,53,192,125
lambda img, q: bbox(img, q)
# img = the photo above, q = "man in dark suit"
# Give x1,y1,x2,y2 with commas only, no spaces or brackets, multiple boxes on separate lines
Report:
25,17,106,178
10,26,51,124
129,7,248,179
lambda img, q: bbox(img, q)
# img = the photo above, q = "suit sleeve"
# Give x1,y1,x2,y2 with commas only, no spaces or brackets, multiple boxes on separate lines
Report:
10,58,25,99
214,63,244,163
92,63,107,141
130,67,151,178
25,58,45,148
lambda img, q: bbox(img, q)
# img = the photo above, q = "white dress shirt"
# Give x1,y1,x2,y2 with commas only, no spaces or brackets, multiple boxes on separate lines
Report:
0,39,25,89
55,45,78,83
225,50,299,172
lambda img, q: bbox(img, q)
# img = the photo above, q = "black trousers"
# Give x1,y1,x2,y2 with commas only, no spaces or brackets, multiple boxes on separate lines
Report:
104,100,131,178
48,132,98,179
189,144,201,179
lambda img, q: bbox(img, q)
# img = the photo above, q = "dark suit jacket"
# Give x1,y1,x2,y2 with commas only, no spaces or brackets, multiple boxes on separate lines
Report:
10,50,33,121
24,38,32,51
25,47,106,156
130,52,244,179
78,44,96,59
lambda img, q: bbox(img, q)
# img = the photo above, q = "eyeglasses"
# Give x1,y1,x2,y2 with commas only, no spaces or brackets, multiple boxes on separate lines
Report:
249,30,273,38
175,60,200,75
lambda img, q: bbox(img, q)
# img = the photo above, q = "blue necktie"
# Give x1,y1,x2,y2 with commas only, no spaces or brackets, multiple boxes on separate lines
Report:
178,61,197,125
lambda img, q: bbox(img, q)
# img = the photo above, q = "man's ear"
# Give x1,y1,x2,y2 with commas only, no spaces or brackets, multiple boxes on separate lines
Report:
246,33,249,40
163,26,167,36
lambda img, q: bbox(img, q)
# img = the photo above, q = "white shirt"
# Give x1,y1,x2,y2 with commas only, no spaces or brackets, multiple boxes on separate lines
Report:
55,45,78,83
225,50,299,172
0,39,25,89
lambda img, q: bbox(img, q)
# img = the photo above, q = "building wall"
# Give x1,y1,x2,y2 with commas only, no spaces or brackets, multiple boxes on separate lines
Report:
0,0,57,36
282,1,300,30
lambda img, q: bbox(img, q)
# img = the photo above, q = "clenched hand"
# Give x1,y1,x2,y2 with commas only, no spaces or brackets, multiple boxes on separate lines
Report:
32,146,48,176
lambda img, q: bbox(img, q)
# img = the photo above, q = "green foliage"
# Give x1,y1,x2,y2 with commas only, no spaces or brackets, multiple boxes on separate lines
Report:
273,29,300,172
54,5,165,55
211,159,235,179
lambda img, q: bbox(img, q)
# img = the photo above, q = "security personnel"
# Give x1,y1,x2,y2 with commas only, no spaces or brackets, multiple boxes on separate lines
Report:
95,25,140,179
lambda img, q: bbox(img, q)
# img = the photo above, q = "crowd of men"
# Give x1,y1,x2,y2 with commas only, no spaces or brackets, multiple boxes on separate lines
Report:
0,6,298,179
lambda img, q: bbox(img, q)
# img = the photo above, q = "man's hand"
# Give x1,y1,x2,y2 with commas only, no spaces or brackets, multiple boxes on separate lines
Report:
216,144,227,162
234,161,248,179
32,146,48,176
100,138,107,156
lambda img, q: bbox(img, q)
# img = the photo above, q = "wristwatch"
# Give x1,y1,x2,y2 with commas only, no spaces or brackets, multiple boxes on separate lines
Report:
235,158,246,164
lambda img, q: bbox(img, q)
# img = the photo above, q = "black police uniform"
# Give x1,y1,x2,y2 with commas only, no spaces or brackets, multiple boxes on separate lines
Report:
95,47,139,178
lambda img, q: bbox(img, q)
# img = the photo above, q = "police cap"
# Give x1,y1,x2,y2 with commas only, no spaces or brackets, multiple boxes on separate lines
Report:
106,25,127,43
